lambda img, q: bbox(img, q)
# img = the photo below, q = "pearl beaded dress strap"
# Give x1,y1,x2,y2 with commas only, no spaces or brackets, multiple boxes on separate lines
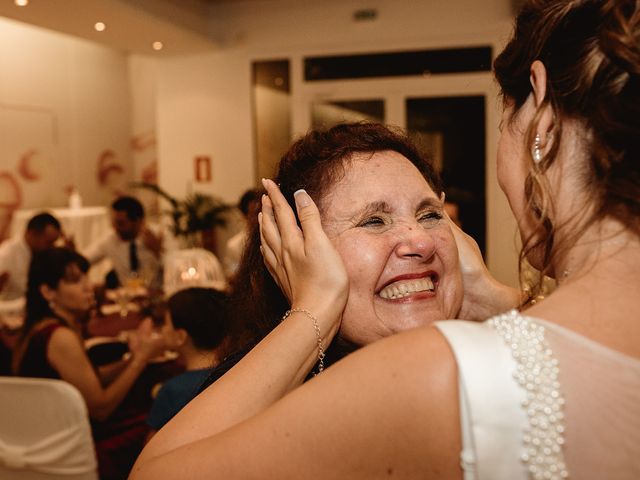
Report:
436,311,640,480
437,311,568,479
488,311,568,480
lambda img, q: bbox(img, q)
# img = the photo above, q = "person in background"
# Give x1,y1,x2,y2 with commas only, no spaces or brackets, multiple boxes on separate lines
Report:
12,247,165,479
84,196,164,290
223,188,262,278
0,212,64,300
146,287,231,439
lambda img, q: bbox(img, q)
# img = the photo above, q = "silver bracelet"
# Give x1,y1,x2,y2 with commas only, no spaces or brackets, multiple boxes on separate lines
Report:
282,308,325,374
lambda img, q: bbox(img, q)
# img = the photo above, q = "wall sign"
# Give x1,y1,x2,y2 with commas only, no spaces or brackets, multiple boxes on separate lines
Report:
194,155,212,182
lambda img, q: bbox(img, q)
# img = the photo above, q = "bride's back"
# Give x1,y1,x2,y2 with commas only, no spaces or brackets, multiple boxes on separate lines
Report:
538,318,640,479
523,241,640,479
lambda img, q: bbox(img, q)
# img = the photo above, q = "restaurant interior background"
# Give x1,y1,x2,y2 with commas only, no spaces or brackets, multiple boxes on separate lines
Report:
0,0,522,287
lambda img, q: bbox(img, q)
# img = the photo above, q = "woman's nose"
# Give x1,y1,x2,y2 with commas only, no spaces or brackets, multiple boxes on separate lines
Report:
393,224,437,260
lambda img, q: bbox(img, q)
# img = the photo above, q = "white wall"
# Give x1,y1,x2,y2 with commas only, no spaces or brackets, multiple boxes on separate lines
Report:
155,0,521,285
128,55,161,216
0,16,132,212
156,51,254,203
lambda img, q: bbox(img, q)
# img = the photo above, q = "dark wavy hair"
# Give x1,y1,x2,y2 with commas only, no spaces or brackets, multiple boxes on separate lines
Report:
168,287,230,351
229,122,442,354
494,0,640,298
22,247,90,338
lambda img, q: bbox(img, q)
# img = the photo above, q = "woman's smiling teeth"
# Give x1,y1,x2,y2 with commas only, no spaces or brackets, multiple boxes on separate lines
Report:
379,277,435,300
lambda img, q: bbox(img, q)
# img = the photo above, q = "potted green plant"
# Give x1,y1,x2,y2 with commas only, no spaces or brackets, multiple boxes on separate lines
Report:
133,182,231,252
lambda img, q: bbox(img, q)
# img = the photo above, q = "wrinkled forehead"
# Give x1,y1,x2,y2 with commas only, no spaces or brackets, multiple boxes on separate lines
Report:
318,151,438,217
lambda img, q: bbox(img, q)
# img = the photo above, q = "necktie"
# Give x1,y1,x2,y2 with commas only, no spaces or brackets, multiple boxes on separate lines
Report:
129,241,139,272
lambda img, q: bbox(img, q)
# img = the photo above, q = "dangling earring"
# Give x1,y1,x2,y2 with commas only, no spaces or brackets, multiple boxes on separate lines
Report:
48,300,56,312
533,133,542,163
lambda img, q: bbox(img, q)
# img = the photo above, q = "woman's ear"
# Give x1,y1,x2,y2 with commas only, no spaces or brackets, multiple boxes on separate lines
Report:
174,328,188,348
530,60,555,143
530,60,547,107
39,284,55,302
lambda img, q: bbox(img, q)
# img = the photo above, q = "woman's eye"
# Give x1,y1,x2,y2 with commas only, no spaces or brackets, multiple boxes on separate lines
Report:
418,211,443,224
358,216,386,228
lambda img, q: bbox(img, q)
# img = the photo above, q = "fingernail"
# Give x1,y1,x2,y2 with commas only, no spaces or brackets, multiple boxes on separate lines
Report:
258,212,263,224
294,189,310,207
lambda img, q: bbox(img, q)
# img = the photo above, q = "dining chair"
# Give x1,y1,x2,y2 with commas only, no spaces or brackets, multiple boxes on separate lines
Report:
0,377,98,479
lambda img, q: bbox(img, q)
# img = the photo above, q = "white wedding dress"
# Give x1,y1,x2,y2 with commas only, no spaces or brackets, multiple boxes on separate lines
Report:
435,310,640,480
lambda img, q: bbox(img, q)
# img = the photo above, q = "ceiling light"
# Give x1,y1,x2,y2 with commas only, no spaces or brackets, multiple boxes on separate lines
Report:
94,22,106,32
152,41,163,51
14,0,29,6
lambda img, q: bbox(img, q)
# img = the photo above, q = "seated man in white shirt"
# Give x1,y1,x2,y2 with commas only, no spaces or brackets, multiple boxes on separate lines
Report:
0,212,63,300
83,196,163,289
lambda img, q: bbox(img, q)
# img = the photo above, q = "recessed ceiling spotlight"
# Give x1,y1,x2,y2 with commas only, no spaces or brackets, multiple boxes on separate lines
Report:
94,22,106,32
14,0,29,6
152,41,164,51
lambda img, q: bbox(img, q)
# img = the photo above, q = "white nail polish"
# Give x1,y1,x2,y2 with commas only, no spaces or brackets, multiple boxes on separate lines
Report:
294,189,310,207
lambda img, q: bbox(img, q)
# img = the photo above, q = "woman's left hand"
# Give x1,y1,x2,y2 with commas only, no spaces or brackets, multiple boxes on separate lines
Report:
260,179,348,336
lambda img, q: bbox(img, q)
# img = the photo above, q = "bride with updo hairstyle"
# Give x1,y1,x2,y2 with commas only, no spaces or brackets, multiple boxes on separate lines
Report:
493,0,640,299
133,1,640,479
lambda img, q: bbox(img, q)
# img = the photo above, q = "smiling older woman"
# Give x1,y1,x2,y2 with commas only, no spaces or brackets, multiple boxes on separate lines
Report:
178,124,508,390
314,149,463,342
132,123,517,475
222,123,486,356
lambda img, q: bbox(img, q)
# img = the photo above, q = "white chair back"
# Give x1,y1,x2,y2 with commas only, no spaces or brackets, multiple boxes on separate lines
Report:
0,377,98,479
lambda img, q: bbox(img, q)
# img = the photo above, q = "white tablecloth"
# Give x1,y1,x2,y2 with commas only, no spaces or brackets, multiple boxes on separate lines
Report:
0,296,25,330
10,207,110,250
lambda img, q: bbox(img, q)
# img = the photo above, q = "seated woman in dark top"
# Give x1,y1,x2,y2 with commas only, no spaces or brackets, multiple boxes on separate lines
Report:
12,247,165,478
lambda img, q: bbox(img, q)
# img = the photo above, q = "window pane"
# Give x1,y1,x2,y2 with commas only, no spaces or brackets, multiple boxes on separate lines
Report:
407,95,486,255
